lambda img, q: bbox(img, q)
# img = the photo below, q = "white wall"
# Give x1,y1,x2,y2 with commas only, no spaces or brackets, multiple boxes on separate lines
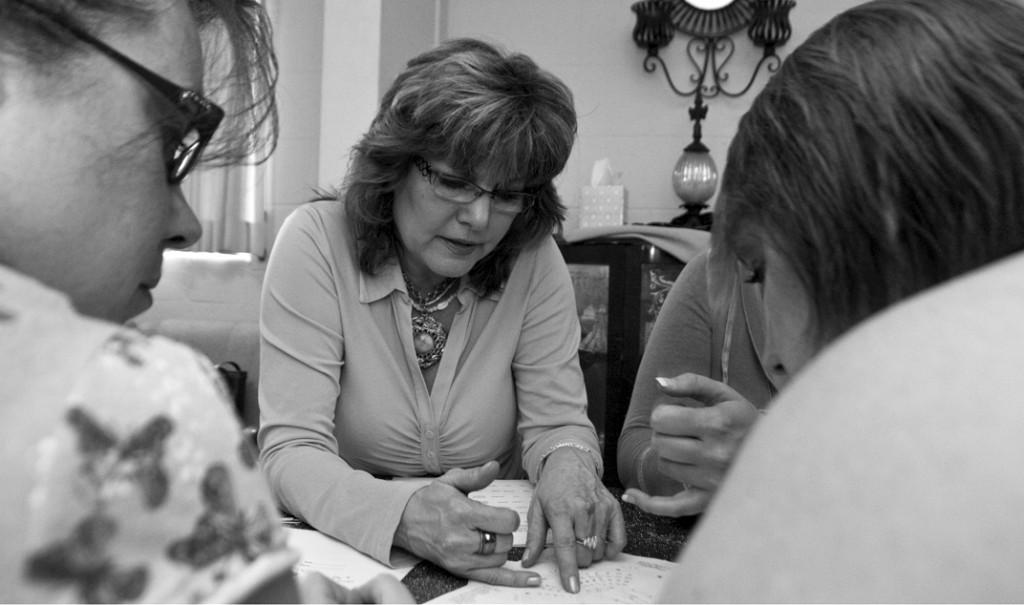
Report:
145,0,865,331
268,0,324,237
443,0,863,227
318,1,381,189
267,0,863,239
270,0,442,239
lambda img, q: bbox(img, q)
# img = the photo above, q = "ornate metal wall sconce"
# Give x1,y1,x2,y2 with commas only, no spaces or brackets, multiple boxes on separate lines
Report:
631,0,794,228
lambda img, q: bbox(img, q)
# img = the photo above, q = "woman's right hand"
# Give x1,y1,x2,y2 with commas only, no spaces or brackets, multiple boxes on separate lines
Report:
394,461,542,587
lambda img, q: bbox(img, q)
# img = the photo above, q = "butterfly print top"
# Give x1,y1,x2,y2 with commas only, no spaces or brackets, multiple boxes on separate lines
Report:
1,266,298,603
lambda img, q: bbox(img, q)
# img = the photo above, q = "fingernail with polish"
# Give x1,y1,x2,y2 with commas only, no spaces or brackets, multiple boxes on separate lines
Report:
569,576,580,594
655,376,671,388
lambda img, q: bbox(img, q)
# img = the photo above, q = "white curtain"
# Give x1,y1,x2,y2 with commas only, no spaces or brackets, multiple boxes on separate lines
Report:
184,0,276,259
183,161,271,258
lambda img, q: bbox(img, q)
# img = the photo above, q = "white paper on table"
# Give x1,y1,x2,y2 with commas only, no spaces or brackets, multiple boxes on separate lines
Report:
427,550,677,604
392,478,536,546
286,527,419,588
466,479,534,546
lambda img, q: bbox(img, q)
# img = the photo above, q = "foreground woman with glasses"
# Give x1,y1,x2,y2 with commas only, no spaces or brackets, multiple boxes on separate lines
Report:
0,1,409,602
258,38,625,594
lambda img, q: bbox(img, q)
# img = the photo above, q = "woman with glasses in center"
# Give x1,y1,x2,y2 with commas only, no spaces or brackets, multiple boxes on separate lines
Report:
258,38,625,593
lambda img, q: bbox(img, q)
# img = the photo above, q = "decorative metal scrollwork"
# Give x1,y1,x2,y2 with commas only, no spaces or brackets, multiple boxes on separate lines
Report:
632,0,794,99
666,0,755,38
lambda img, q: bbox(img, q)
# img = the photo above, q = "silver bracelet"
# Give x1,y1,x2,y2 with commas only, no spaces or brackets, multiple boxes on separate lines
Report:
540,441,597,471
638,445,689,492
637,445,655,493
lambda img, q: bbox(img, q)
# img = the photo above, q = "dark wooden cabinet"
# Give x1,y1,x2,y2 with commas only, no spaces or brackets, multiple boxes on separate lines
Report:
559,237,684,487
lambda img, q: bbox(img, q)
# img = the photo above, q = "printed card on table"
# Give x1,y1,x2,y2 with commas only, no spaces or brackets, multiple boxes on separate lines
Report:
428,550,676,604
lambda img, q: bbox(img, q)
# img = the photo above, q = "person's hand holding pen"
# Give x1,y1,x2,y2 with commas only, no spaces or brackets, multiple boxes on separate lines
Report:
623,373,761,517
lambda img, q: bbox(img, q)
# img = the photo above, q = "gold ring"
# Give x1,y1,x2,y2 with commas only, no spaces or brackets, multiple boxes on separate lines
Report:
477,530,497,555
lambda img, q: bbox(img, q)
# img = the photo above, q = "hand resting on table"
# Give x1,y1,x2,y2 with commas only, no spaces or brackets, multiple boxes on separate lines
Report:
394,461,542,588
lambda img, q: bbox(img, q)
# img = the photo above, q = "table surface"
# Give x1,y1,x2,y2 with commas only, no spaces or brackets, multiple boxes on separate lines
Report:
399,487,698,603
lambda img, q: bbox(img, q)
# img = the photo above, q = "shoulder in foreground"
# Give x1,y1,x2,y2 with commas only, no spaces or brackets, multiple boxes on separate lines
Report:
786,249,1024,415
86,327,238,421
662,251,1024,602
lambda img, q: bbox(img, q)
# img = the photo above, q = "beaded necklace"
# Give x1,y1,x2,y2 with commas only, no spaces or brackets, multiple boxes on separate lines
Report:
403,274,459,369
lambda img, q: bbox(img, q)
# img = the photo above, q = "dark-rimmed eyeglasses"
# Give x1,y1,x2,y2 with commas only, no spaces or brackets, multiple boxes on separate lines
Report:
14,0,225,185
414,157,537,216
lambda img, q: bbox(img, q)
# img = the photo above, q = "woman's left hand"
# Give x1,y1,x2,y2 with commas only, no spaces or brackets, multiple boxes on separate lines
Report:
522,447,626,593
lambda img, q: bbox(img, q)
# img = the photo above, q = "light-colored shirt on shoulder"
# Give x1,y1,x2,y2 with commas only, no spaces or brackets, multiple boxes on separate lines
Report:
660,251,1024,602
0,266,296,604
618,248,775,493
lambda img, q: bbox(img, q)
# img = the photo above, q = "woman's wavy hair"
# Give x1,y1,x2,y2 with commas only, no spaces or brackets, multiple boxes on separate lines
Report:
0,0,278,166
715,0,1024,347
332,37,577,295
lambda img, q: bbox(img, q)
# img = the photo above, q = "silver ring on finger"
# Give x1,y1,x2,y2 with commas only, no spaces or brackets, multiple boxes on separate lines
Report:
575,535,600,551
476,530,497,556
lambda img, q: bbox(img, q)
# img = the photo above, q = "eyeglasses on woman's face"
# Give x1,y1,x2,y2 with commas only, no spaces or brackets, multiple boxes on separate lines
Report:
413,157,537,216
15,0,224,185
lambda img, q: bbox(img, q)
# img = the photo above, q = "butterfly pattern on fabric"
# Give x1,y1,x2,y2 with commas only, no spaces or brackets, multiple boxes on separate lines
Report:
24,513,148,604
105,330,147,367
66,406,173,509
23,407,174,603
167,462,279,569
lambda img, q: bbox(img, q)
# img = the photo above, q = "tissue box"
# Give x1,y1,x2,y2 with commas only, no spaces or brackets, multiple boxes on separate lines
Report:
579,185,625,228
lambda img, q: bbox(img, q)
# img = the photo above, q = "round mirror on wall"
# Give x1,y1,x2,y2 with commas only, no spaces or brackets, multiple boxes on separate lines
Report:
666,0,756,37
685,0,736,9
